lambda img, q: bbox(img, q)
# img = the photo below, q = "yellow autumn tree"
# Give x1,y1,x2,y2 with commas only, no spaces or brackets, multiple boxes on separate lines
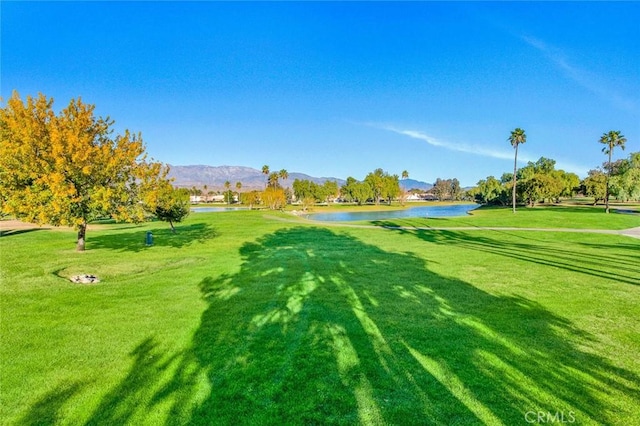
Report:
261,187,286,210
0,92,167,251
138,165,190,233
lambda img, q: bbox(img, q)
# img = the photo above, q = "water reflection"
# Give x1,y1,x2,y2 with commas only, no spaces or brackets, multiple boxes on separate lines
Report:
307,204,479,222
191,207,248,213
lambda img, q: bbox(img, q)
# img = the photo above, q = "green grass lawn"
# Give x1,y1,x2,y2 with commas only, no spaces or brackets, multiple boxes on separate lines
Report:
349,204,640,230
1,207,639,425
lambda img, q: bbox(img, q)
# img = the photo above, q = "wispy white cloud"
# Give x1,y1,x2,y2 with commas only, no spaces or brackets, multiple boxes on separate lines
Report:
368,123,590,176
522,35,638,113
373,124,531,162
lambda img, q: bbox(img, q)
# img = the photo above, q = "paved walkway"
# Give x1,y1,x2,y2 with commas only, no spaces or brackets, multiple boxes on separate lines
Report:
621,226,640,239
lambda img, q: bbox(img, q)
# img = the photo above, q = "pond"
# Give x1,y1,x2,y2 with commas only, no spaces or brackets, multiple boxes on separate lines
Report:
191,206,248,213
306,204,480,222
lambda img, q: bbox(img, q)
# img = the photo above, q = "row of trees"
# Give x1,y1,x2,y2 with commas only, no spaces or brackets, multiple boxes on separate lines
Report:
471,128,637,210
233,166,405,211
469,157,581,206
215,168,404,211
0,92,189,250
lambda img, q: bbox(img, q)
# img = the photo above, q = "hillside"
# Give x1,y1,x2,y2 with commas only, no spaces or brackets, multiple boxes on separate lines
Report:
167,165,434,192
167,165,347,190
400,178,433,191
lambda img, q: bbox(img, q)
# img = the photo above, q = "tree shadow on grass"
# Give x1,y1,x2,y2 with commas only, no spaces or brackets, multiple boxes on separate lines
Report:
83,338,188,426
88,222,217,252
0,228,45,237
76,226,638,424
18,381,87,425
183,227,638,424
373,223,640,286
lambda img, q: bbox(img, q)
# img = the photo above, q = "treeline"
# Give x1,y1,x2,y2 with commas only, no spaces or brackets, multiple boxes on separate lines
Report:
468,152,640,206
236,167,403,211
469,157,579,206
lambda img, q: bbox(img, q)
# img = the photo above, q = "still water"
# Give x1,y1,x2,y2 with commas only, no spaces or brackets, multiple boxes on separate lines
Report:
191,206,248,212
306,204,479,222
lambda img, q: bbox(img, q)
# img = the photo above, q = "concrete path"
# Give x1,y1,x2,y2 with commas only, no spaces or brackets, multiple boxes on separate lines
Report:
620,226,640,239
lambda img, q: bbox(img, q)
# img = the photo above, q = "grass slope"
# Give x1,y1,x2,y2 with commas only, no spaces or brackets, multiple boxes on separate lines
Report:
1,207,639,425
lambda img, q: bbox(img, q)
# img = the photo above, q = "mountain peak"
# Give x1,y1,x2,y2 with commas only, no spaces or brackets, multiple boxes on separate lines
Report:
167,165,345,190
167,164,434,192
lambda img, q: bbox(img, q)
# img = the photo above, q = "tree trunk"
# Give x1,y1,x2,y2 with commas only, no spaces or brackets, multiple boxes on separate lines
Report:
169,220,176,234
605,149,612,213
512,145,518,213
76,222,87,251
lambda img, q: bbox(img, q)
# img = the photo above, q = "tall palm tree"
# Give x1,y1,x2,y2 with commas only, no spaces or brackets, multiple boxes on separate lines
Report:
599,130,627,213
235,181,242,203
224,180,231,205
262,165,270,189
508,128,527,213
279,169,288,187
402,170,409,180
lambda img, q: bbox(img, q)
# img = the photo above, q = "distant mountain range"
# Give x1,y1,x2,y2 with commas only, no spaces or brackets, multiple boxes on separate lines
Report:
167,165,346,191
400,178,433,191
167,165,433,191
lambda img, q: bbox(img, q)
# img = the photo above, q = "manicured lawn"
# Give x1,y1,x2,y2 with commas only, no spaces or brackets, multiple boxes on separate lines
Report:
1,208,639,425
351,204,640,230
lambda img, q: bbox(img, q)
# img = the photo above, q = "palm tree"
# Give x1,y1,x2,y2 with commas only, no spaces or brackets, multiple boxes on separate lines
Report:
399,170,410,206
508,128,527,213
279,169,289,183
599,130,627,213
267,172,280,189
235,181,242,203
262,165,270,188
224,180,231,205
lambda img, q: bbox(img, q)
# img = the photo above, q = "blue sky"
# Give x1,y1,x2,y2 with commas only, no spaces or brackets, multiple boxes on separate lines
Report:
2,2,639,187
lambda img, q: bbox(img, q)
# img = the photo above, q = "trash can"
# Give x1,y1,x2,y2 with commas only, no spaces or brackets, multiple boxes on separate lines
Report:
146,231,153,246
